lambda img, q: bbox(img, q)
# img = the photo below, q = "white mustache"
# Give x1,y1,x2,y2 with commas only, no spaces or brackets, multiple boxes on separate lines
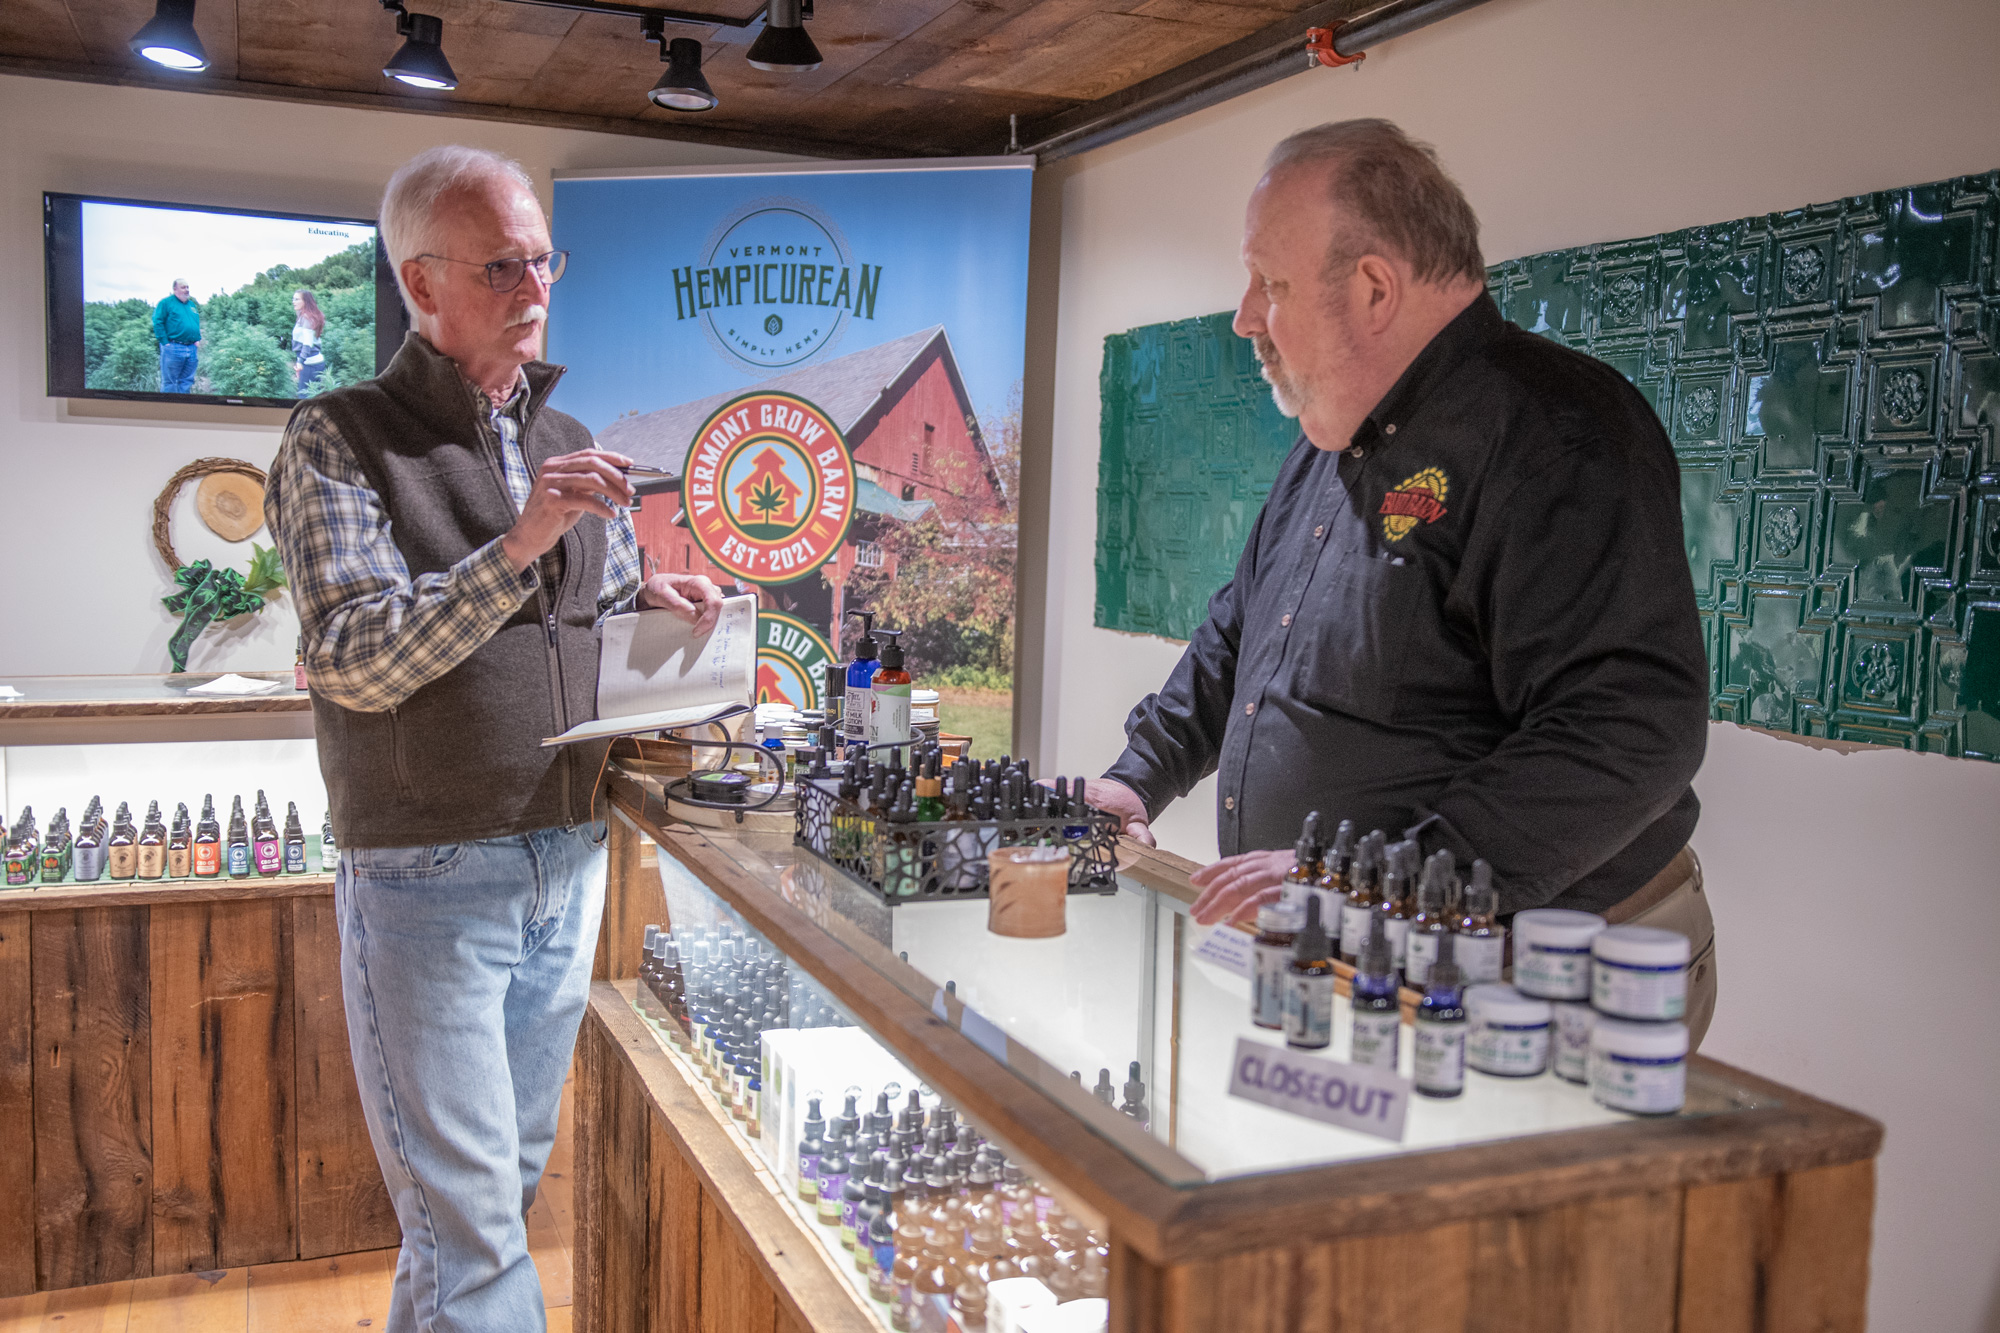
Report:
507,305,548,329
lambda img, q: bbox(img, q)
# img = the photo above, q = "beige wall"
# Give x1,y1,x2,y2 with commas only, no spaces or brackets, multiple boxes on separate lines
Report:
1031,0,2000,1326
0,73,788,679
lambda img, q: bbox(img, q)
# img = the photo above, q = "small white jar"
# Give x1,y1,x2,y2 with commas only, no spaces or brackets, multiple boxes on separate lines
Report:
1590,925,1690,1021
1588,1016,1688,1115
1465,983,1551,1077
1511,909,1606,1000
1552,1000,1594,1083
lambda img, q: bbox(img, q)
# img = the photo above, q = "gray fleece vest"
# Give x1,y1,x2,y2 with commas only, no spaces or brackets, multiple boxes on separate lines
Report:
304,333,609,848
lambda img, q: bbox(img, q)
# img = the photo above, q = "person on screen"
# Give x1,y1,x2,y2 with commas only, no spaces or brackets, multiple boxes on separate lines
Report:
291,289,328,396
266,144,723,1333
152,278,201,393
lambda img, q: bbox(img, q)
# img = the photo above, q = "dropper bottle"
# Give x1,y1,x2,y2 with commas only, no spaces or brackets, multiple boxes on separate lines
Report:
1339,831,1385,964
1349,914,1402,1071
1118,1061,1149,1129
1283,895,1334,1050
1403,850,1455,988
1374,840,1416,979
1280,810,1323,916
1313,818,1355,936
1250,895,1303,1031
797,1096,826,1202
1455,859,1505,984
1413,933,1468,1098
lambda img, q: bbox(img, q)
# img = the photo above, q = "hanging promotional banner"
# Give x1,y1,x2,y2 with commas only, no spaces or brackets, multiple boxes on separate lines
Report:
550,161,1031,747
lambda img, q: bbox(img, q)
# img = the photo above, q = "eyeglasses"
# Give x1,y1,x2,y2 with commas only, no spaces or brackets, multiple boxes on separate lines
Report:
416,249,569,293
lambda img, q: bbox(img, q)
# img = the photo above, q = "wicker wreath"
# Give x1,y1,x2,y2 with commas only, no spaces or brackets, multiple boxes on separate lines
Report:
152,457,268,570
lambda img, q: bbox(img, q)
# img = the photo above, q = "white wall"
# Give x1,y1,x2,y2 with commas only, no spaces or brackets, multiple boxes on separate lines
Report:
0,73,788,680
1032,0,2000,1326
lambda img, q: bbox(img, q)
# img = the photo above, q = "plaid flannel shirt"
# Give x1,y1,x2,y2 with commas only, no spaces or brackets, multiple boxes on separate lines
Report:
267,373,641,714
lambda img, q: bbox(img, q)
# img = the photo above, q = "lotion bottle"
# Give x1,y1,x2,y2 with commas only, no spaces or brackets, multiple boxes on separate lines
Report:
843,611,881,743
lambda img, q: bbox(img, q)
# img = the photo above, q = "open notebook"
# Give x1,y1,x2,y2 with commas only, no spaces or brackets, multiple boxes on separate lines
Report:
542,594,757,747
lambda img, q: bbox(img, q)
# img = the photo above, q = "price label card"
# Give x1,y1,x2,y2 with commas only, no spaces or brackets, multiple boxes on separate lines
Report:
1227,1036,1411,1142
1191,923,1254,977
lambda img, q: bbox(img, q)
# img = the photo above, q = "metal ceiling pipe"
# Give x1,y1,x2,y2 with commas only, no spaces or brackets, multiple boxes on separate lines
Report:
1018,0,1496,162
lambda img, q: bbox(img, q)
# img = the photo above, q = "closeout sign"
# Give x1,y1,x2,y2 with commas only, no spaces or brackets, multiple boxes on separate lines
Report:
1227,1036,1411,1142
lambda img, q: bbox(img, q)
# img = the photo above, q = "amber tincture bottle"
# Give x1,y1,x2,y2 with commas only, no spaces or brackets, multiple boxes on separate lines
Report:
1313,817,1355,942
1340,830,1386,964
1455,858,1506,984
1283,896,1334,1050
1280,810,1323,916
193,795,222,878
1251,898,1302,1030
136,800,166,880
167,803,192,879
1403,850,1457,988
106,801,138,880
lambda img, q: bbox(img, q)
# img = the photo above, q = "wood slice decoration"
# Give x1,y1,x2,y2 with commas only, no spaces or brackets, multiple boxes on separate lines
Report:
195,471,267,542
152,458,269,570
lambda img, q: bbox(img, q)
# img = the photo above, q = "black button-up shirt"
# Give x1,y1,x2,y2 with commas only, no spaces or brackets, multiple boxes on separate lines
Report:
1106,294,1708,915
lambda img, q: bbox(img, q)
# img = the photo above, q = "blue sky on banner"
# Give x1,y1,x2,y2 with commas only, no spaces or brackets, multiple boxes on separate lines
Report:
547,166,1033,437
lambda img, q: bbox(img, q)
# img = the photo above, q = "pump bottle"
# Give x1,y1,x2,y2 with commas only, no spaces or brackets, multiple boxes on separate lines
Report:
843,612,881,743
869,629,913,748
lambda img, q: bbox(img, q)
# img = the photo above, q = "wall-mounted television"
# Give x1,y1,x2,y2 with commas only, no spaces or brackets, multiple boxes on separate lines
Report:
44,192,406,408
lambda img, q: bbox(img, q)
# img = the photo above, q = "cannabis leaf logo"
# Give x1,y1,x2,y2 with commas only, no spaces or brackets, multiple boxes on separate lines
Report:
748,474,787,523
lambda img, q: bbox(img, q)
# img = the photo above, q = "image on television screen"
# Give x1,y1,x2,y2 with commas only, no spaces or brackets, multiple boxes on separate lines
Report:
70,199,380,402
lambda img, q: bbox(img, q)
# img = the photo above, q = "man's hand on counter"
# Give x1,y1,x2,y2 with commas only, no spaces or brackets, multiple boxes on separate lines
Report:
1081,778,1155,848
1189,850,1294,927
638,572,724,634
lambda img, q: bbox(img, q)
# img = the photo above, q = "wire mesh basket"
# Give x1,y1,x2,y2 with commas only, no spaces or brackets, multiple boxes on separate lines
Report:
793,777,1120,905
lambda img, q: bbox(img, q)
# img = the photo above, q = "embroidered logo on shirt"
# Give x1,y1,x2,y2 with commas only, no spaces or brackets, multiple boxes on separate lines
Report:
1379,467,1450,542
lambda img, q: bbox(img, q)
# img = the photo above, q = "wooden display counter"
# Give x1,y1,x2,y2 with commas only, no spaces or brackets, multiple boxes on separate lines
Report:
0,871,400,1296
0,674,391,1298
579,771,1883,1333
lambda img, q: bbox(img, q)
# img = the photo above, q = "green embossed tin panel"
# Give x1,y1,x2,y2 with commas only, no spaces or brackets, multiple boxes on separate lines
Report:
1095,168,2000,758
1095,312,1298,639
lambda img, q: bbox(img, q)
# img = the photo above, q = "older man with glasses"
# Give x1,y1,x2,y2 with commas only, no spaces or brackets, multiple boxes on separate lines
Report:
265,145,722,1333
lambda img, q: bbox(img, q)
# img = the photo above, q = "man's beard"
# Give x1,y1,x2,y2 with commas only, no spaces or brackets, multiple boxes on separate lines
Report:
1251,332,1309,419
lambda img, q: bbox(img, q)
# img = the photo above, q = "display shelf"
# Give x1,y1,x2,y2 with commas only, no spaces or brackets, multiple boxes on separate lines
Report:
588,764,1882,1333
0,865,335,911
0,672,314,744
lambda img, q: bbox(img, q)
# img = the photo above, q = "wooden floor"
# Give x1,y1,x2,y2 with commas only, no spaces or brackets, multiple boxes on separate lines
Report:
0,1074,579,1333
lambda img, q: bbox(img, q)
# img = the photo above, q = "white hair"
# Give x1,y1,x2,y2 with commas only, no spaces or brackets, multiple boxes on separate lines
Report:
379,145,537,308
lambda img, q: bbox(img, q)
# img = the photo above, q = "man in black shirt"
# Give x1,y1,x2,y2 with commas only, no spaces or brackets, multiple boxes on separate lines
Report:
1090,120,1717,1043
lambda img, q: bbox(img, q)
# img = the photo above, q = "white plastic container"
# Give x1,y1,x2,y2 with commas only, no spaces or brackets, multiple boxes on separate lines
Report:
1588,1016,1688,1115
1511,909,1606,1000
1590,925,1690,1021
1465,983,1551,1077
1552,1000,1594,1083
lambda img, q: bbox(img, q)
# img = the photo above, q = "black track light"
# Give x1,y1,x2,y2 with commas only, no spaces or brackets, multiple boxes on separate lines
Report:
747,0,821,73
129,0,210,71
650,37,717,112
381,1,458,91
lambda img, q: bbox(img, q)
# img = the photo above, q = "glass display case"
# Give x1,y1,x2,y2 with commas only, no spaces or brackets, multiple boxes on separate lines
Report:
580,766,1882,1333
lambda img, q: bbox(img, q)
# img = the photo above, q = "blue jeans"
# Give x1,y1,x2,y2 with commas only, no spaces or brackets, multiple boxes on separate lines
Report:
337,823,607,1333
159,342,197,393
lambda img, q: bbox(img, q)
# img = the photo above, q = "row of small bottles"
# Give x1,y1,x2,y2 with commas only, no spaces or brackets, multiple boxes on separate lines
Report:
4,791,335,886
633,919,1107,1328
798,1086,1107,1329
1254,812,1506,1100
636,921,847,1130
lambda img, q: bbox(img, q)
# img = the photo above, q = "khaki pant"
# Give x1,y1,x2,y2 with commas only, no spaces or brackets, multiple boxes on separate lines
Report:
1603,846,1716,1051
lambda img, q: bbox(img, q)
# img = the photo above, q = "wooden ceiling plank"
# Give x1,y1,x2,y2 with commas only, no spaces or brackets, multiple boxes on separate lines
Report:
236,0,391,92
64,0,242,81
941,9,1233,100
2,0,92,63
0,53,874,156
